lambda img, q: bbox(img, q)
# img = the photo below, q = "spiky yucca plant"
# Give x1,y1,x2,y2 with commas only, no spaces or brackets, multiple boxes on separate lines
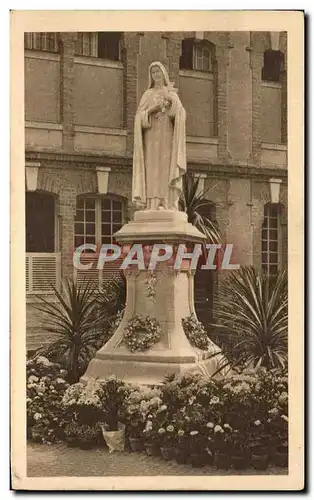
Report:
34,279,107,383
179,174,221,244
213,266,288,369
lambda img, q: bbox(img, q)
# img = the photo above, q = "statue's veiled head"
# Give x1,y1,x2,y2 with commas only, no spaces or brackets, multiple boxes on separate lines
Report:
148,61,171,88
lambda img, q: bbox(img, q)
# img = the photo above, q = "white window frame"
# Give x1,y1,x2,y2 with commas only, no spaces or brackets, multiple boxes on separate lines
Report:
261,204,282,275
24,32,59,53
193,44,212,72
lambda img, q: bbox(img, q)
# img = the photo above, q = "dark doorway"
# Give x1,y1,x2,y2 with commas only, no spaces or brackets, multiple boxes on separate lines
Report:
26,192,55,252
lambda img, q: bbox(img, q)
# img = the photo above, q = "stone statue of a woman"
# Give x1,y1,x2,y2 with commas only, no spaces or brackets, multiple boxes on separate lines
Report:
132,61,187,211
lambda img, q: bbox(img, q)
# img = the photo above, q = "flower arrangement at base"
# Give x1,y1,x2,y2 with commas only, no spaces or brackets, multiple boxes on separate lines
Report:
182,314,210,350
123,314,161,352
65,422,99,449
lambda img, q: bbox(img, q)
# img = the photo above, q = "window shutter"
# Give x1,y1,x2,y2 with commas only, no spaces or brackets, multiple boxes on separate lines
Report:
180,38,194,70
31,254,60,293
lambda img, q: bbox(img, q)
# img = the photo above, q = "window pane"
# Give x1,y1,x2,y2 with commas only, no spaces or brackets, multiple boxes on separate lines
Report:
203,57,210,71
269,217,278,229
113,200,122,211
269,204,279,217
75,223,84,235
101,210,111,223
269,253,278,264
102,224,111,236
269,230,278,240
86,236,96,245
113,211,122,223
75,210,84,222
195,46,202,58
77,198,84,209
269,265,278,275
85,199,95,210
261,252,268,264
86,223,95,235
102,236,111,244
85,210,95,222
101,199,111,210
261,241,267,252
75,236,84,248
269,241,278,252
261,229,268,240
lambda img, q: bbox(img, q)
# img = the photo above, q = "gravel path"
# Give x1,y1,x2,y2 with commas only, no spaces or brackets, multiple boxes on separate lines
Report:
27,443,288,477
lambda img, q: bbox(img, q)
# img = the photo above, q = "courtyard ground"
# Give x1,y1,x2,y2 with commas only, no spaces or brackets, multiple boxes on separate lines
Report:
27,443,287,478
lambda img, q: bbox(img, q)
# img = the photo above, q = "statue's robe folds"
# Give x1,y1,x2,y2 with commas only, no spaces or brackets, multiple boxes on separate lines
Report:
132,87,187,209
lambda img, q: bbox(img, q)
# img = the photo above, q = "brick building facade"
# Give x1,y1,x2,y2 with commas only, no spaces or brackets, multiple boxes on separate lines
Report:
25,31,288,350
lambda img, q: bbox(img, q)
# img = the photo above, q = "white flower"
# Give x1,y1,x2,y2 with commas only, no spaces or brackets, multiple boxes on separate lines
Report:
178,429,185,436
214,425,224,433
254,420,261,426
224,423,232,430
56,378,66,384
281,415,289,423
269,407,279,416
28,375,39,384
210,396,220,405
190,430,198,436
158,427,166,434
33,413,42,421
159,405,167,412
166,425,174,432
206,422,214,429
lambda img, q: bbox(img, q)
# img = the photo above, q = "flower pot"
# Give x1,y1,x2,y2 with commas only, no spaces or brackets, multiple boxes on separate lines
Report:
31,428,44,443
190,453,207,468
160,446,175,461
66,436,80,448
101,423,125,453
176,449,189,465
79,439,94,450
129,437,145,452
215,451,231,470
252,454,269,471
232,455,249,470
144,442,160,457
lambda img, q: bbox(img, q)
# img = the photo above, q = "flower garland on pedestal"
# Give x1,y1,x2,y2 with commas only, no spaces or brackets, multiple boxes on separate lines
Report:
123,314,161,352
182,314,210,350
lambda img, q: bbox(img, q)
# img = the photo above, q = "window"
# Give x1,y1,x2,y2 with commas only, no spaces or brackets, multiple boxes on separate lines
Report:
75,32,121,60
180,38,214,72
26,192,56,253
261,203,281,275
24,32,59,53
74,196,124,250
262,50,285,82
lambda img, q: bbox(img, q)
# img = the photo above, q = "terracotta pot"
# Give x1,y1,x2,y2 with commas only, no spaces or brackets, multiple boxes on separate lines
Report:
215,451,231,470
176,449,189,465
231,455,249,470
144,442,160,457
79,439,94,450
252,454,269,471
66,436,80,448
190,453,207,468
160,446,175,461
129,437,145,452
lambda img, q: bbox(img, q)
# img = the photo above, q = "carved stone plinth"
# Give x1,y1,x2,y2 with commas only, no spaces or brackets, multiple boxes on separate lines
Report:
82,210,227,385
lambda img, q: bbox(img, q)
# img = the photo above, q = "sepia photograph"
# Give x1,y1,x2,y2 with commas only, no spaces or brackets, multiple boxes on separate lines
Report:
10,10,304,491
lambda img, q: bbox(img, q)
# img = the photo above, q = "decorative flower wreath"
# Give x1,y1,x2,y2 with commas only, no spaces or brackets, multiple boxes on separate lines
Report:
123,314,161,352
182,314,210,351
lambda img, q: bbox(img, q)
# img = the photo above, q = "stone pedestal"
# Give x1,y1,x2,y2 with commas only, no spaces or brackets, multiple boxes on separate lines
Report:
82,210,226,385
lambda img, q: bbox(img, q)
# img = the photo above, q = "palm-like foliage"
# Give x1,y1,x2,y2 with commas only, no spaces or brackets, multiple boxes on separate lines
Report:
212,266,288,369
179,174,221,244
34,279,109,383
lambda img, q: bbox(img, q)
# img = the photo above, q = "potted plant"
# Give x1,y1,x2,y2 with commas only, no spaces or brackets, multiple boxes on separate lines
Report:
213,425,231,470
98,376,130,452
64,422,81,448
189,430,208,468
76,424,99,450
249,421,269,471
230,429,249,470
175,430,190,464
158,425,176,461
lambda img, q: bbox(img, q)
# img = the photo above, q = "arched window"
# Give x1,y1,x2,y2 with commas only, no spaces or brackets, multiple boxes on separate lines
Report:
24,32,60,53
180,38,215,72
74,195,124,250
75,32,121,60
262,50,285,82
261,203,282,275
